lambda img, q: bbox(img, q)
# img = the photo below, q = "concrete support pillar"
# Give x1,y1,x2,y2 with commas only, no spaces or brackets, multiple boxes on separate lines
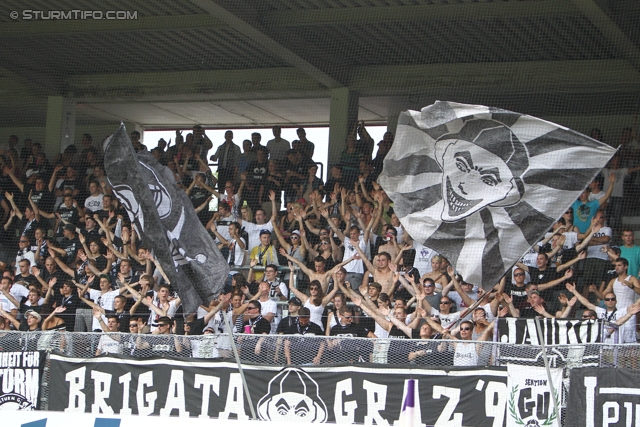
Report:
45,96,75,158
386,98,405,138
328,88,359,167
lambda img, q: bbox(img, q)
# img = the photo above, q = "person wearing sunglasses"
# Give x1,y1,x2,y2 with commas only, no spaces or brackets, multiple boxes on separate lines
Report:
504,268,529,310
326,306,372,364
146,316,182,357
304,232,339,272
236,300,270,363
437,319,495,367
419,294,461,330
566,283,640,344
272,223,305,284
601,257,640,335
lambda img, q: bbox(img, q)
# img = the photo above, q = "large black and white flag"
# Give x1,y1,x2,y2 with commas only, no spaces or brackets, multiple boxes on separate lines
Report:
379,101,616,289
103,124,229,312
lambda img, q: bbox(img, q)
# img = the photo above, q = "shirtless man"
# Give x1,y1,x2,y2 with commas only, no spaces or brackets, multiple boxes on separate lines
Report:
377,224,400,261
278,250,356,293
352,242,396,296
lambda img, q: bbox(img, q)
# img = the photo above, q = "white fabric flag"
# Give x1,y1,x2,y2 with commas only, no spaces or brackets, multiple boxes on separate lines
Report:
379,101,617,289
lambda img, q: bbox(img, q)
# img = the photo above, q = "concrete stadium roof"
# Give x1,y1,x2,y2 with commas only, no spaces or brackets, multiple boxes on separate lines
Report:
0,0,639,128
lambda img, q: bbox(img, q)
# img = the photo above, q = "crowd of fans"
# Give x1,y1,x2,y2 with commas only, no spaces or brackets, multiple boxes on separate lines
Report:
0,123,640,366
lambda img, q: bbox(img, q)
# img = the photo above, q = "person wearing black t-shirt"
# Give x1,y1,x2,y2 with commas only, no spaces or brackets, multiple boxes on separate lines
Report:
407,322,440,365
328,306,371,363
274,297,303,364
51,165,83,207
186,173,214,225
52,281,80,331
50,224,81,267
517,253,572,305
244,147,269,210
3,168,54,213
5,192,42,245
284,307,324,365
54,195,81,237
239,300,271,363
505,267,529,310
146,317,183,357
277,297,302,334
512,290,547,319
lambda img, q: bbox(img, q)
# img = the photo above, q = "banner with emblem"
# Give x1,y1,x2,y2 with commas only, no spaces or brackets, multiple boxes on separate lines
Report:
506,365,562,427
48,353,508,425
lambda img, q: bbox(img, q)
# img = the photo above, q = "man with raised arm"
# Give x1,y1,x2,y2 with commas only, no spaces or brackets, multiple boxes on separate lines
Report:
566,282,638,343
279,249,356,293
322,207,366,290
237,190,277,252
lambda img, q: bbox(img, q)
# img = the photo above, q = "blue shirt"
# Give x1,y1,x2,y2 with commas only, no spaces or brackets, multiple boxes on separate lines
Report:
620,244,640,278
572,199,599,233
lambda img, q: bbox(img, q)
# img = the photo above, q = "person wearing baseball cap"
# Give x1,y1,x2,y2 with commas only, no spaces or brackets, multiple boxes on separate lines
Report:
0,306,40,332
249,228,279,268
23,309,42,331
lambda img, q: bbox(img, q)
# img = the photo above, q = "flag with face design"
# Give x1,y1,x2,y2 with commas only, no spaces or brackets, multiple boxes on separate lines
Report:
103,124,229,313
379,101,616,290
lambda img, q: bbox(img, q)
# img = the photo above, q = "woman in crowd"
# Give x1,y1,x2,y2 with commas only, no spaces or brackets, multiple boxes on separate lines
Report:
325,289,348,334
438,320,495,367
287,267,338,331
301,227,340,271
420,255,450,289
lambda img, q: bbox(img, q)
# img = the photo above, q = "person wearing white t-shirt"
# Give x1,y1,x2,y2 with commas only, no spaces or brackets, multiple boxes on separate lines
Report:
207,201,235,243
567,283,639,343
94,313,122,355
0,290,17,313
145,283,181,332
323,208,366,290
81,274,127,331
210,221,246,267
421,295,461,329
248,281,278,334
601,258,640,342
266,126,290,163
7,278,31,307
15,241,36,277
403,232,437,277
237,191,277,252
84,181,103,213
588,175,606,204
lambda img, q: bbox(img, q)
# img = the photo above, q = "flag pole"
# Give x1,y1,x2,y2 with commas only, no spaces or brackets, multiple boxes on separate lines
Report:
534,316,562,427
223,311,257,420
